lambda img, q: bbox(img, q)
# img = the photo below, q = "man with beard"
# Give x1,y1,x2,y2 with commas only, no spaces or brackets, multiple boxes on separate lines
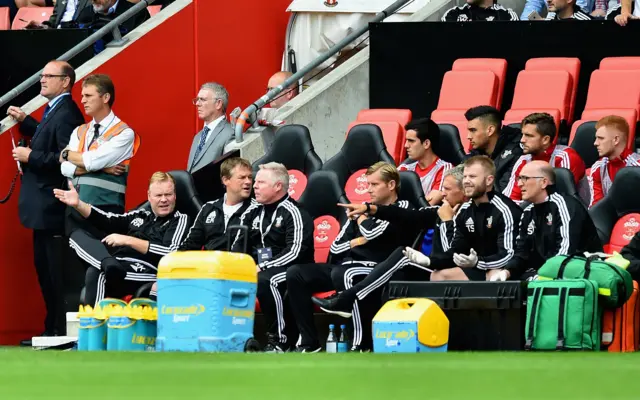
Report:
311,164,471,319
504,113,585,201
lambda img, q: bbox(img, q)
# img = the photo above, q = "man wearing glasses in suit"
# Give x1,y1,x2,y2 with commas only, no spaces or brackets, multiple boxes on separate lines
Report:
188,82,234,174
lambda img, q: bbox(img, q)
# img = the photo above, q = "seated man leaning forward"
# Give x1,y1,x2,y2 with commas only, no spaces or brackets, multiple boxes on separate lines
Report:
54,172,190,306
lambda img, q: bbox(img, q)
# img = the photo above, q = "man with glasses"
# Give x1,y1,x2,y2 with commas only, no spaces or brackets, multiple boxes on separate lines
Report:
488,161,601,281
188,82,234,174
503,113,585,201
6,60,84,344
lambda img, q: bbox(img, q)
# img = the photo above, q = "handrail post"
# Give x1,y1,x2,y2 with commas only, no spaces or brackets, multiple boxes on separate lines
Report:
233,0,411,143
0,0,154,110
107,25,129,48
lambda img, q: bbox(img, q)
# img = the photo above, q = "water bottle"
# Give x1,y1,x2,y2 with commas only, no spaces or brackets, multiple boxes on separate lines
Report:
337,324,348,353
326,324,337,353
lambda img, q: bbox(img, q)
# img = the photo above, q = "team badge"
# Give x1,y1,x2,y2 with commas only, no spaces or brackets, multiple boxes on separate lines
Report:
486,216,493,229
275,216,283,228
131,218,144,227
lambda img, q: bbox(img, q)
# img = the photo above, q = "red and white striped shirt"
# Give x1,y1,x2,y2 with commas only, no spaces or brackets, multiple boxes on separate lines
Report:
503,144,586,201
398,158,453,195
588,149,640,208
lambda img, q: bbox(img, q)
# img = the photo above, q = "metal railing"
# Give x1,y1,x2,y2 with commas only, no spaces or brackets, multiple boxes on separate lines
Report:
0,0,155,110
233,0,412,143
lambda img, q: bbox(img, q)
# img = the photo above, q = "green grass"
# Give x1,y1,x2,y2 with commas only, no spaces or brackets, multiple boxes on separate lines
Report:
0,349,639,399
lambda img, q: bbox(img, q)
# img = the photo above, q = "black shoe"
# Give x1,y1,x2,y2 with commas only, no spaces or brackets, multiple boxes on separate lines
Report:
293,345,322,353
311,293,353,318
263,334,287,353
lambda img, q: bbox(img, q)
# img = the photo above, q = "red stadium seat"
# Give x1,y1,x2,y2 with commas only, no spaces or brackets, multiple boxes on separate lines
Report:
452,58,507,110
600,57,640,71
148,5,162,17
356,109,412,127
525,57,581,123
344,168,370,203
604,213,640,253
313,216,340,263
0,7,9,30
584,70,640,116
11,7,53,29
431,70,498,121
347,121,404,165
287,169,307,201
507,70,572,123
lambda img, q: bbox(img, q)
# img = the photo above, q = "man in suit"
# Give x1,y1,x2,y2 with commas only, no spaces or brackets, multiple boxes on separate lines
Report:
77,0,150,53
6,61,84,344
188,82,234,174
24,0,92,29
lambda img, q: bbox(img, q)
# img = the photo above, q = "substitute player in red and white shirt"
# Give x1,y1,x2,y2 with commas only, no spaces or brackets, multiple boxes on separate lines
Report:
398,118,453,205
503,113,585,201
589,115,640,208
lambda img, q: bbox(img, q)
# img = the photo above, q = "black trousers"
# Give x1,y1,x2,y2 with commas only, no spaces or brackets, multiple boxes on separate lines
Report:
257,267,298,346
286,263,335,348
342,248,432,302
69,229,156,306
33,229,66,334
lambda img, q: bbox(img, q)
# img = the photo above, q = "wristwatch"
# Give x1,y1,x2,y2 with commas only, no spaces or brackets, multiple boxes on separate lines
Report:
62,149,69,161
364,202,372,215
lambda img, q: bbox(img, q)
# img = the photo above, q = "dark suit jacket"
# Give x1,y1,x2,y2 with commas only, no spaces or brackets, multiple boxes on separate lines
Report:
44,0,91,28
18,95,84,230
77,0,150,38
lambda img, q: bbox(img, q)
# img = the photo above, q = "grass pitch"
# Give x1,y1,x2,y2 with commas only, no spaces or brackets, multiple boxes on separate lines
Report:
0,349,639,399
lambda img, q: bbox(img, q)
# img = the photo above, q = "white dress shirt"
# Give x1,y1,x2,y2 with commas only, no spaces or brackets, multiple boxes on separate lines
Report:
61,111,135,178
60,0,78,25
203,115,225,144
47,92,71,112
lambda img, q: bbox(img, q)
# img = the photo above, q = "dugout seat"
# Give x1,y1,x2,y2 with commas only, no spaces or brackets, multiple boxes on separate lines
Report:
525,58,581,124
603,213,640,253
554,167,579,199
298,171,349,263
589,167,640,245
0,7,9,30
452,58,507,110
12,7,53,29
347,121,405,165
252,124,322,200
357,109,412,127
435,124,467,165
504,70,571,134
431,70,498,121
600,57,640,71
584,70,640,116
322,124,395,203
148,5,162,16
399,171,429,209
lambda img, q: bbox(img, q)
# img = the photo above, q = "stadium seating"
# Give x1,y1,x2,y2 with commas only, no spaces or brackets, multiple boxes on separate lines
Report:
11,7,53,30
590,167,640,245
252,124,322,200
583,70,640,116
398,171,429,209
0,7,9,30
298,171,349,263
503,70,570,133
355,109,413,163
431,70,498,122
525,58,580,124
148,5,162,17
347,121,404,165
322,124,395,203
600,57,640,71
452,58,507,110
435,124,467,165
569,109,637,168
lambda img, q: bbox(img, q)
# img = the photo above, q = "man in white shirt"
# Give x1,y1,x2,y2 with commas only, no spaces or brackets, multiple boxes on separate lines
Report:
188,82,234,173
60,74,139,233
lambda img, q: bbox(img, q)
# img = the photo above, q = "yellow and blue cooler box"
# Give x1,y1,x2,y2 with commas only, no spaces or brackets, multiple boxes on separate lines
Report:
372,298,449,353
156,251,257,352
